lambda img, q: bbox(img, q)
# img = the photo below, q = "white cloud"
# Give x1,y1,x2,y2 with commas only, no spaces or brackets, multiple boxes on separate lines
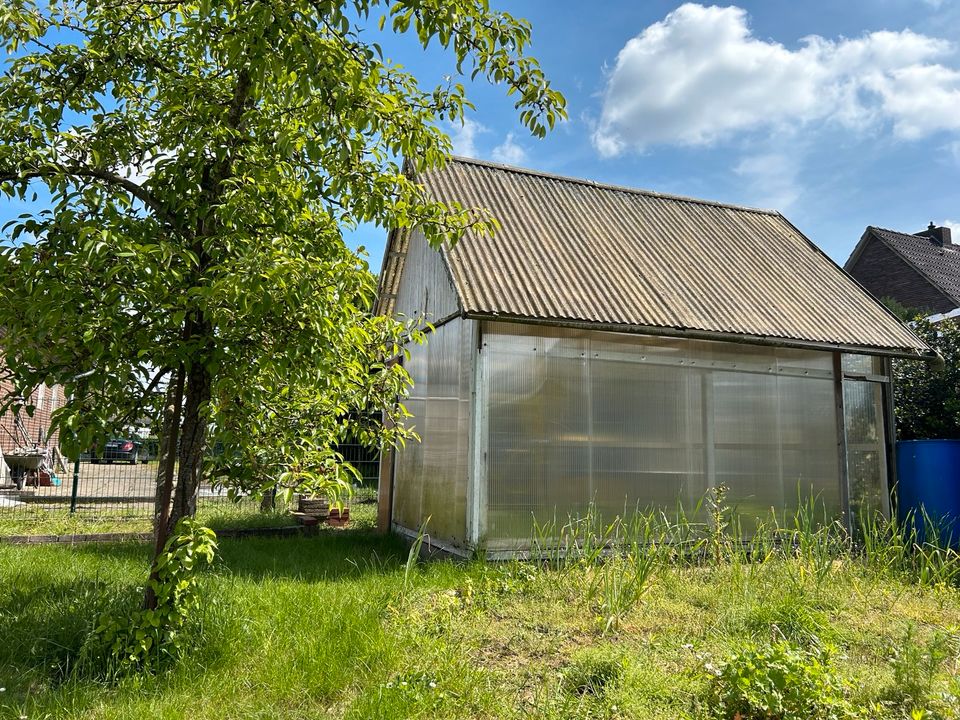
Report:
733,152,801,210
447,118,486,157
593,3,960,156
445,120,530,165
946,140,960,165
491,132,527,165
942,219,960,238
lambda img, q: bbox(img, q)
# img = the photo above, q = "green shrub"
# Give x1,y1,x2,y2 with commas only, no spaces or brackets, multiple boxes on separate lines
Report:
704,639,854,720
80,518,217,675
893,317,960,441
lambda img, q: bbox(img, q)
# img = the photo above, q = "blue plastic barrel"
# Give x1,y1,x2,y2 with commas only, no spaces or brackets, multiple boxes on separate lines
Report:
896,440,960,546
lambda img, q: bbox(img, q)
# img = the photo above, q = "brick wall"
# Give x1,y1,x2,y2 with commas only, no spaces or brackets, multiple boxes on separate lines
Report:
847,238,956,314
0,377,62,455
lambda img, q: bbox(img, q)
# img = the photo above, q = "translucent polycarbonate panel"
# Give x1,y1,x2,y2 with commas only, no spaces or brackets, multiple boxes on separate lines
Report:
715,372,841,532
481,322,843,547
484,332,591,540
585,329,834,379
590,360,705,517
841,354,884,376
844,381,889,521
713,371,783,522
391,318,473,546
419,320,464,541
391,339,427,533
777,376,842,511
392,229,459,322
775,347,836,375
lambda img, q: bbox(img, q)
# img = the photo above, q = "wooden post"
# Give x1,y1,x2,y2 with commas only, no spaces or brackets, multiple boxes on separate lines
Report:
376,434,395,534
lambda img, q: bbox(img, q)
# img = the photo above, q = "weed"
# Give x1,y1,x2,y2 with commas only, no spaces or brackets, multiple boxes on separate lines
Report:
79,518,217,676
357,670,449,717
472,561,538,608
859,510,914,579
858,509,960,590
707,484,732,566
561,648,625,697
790,495,846,595
744,590,834,647
888,624,958,708
587,554,649,635
403,517,430,596
703,638,854,720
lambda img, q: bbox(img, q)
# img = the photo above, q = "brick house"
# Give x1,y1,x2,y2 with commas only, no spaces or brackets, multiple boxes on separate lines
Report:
844,224,960,314
0,377,64,484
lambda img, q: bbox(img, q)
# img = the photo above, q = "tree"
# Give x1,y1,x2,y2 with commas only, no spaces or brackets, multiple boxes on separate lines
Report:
880,296,923,323
0,0,566,597
894,318,960,440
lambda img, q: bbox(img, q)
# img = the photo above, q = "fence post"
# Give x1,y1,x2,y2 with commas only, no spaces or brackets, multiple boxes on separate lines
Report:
69,458,80,513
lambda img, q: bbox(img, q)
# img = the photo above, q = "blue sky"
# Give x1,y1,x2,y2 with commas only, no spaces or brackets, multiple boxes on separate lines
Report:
4,1,959,272
349,0,960,270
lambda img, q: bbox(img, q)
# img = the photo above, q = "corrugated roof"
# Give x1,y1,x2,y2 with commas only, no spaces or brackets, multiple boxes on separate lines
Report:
379,157,932,358
866,226,960,306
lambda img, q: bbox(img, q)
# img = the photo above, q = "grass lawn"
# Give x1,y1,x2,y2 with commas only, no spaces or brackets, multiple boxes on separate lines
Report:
0,499,378,538
2,521,960,719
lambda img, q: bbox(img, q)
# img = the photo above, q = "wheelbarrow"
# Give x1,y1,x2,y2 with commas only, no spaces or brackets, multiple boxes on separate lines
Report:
5,450,47,490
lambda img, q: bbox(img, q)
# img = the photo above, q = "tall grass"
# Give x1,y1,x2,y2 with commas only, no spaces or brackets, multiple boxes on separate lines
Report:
859,506,960,589
403,518,430,596
4,498,960,720
528,488,960,636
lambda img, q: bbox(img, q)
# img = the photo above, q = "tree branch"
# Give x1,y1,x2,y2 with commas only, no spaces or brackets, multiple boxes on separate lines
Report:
0,164,190,238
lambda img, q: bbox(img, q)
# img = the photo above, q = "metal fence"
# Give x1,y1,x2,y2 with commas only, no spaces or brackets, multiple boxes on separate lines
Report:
0,442,380,518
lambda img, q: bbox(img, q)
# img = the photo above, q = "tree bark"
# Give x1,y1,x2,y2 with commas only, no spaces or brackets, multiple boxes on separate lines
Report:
152,371,181,529
168,347,212,532
259,487,276,512
145,366,184,610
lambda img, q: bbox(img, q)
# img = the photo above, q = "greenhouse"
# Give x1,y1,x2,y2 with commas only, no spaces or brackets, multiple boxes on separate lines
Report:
375,157,935,557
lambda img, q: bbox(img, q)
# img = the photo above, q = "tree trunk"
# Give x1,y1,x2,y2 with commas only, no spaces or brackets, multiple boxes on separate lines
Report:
143,63,247,609
145,366,184,610
259,487,276,512
145,359,209,610
152,371,182,531
168,357,212,533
